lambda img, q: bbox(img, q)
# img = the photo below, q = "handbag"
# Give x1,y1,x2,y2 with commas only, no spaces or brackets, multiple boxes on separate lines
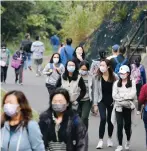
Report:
11,59,21,69
0,60,6,67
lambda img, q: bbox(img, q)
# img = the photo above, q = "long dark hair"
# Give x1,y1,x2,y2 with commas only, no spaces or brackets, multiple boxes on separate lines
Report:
62,60,79,81
98,59,116,82
117,73,132,88
1,90,32,126
73,46,85,60
50,53,61,64
79,60,90,70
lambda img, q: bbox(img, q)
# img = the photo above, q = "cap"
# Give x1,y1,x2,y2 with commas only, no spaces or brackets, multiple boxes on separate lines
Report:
119,65,130,74
112,44,119,52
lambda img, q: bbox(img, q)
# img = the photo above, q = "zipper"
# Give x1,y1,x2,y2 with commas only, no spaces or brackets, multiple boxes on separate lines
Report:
55,124,60,142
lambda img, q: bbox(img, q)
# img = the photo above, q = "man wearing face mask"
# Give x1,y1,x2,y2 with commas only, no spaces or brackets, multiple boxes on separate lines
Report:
31,36,45,76
43,53,65,96
130,57,146,115
0,43,10,84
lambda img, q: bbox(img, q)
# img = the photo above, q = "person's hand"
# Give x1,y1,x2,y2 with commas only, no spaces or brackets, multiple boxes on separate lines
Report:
93,105,98,114
56,67,60,73
17,58,21,60
72,101,79,111
77,54,83,61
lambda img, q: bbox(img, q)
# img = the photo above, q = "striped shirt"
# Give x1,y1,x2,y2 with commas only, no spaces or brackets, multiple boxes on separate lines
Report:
48,141,66,151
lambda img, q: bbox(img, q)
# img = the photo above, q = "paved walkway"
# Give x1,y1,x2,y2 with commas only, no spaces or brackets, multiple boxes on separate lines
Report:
2,57,147,151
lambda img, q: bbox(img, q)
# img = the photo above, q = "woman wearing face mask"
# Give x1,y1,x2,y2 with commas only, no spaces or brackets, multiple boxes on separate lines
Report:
130,57,146,115
56,60,86,111
12,47,26,85
73,46,85,68
39,88,88,151
43,53,65,96
93,59,117,149
0,43,10,84
78,61,92,129
112,65,136,151
1,90,45,151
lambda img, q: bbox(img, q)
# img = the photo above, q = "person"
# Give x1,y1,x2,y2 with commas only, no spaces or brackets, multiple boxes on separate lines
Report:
43,53,65,96
50,34,60,52
90,49,106,75
39,88,88,151
73,46,85,68
58,43,64,54
107,44,119,60
31,35,45,76
1,90,45,151
0,42,10,84
60,38,74,66
56,60,86,110
112,65,136,151
12,47,26,85
92,59,117,149
78,61,92,129
111,46,128,73
21,33,32,70
130,57,146,115
139,84,147,149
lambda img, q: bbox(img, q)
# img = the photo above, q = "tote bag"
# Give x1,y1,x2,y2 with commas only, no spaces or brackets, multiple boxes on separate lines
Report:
11,59,21,69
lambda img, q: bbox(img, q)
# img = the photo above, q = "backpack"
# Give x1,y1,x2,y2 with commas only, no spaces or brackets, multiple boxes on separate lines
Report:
131,64,142,84
114,57,128,74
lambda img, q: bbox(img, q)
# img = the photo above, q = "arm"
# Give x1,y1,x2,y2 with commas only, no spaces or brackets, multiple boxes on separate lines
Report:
141,66,146,84
42,63,52,75
112,81,125,101
27,121,45,151
74,115,88,151
60,48,65,65
139,85,147,104
123,80,137,100
31,43,35,52
77,77,86,101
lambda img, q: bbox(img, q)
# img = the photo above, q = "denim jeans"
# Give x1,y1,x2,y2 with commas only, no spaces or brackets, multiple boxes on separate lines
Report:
24,52,32,69
143,109,147,148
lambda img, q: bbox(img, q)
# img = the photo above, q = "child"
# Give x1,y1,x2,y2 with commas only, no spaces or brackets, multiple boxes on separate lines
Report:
12,47,26,85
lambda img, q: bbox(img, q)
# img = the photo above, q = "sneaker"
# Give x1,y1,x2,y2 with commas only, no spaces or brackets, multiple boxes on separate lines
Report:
125,141,130,150
96,140,103,149
115,146,123,151
107,138,113,147
19,83,23,85
15,80,18,84
36,74,39,77
137,111,141,115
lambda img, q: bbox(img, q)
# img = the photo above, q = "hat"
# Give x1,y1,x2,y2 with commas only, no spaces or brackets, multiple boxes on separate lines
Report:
112,44,119,52
119,65,130,74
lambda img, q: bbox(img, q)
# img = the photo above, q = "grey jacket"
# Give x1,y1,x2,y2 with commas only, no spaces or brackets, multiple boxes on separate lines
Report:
1,120,45,151
93,74,118,105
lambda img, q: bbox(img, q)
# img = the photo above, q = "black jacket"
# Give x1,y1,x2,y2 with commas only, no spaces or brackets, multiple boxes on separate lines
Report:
39,109,88,151
21,39,32,53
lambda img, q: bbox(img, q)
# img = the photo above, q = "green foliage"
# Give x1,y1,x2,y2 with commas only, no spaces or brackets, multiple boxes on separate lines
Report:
113,4,128,22
61,2,115,46
132,5,147,21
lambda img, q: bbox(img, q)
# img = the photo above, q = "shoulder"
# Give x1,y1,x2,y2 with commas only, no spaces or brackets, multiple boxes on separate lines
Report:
27,120,40,130
39,110,51,121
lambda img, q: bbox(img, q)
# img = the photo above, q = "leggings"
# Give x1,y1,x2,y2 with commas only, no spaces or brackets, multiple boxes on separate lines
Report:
116,108,132,145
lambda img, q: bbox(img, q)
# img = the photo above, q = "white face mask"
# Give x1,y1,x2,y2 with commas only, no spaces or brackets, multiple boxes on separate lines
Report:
120,74,127,79
53,58,59,64
99,66,107,73
4,104,19,117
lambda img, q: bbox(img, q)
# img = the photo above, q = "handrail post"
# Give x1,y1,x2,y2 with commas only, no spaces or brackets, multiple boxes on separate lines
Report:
144,10,147,52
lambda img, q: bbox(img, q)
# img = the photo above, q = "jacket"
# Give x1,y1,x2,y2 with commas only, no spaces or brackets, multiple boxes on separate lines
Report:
12,50,26,64
21,39,32,53
39,109,88,151
92,74,118,105
31,41,45,59
139,84,147,104
0,49,10,66
60,45,74,66
1,120,45,151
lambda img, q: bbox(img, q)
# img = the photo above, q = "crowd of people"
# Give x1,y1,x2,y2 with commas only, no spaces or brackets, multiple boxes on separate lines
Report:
1,33,147,151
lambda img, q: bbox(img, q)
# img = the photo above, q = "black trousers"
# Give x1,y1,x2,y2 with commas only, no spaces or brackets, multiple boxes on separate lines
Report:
46,83,56,96
98,102,114,139
116,108,132,145
1,66,8,82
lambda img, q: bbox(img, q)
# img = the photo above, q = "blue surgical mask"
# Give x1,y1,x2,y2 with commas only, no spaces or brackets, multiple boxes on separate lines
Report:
79,70,88,76
67,66,75,73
